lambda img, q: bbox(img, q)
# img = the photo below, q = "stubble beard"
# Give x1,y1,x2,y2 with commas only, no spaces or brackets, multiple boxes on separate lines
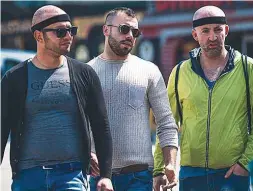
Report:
108,35,132,57
201,43,223,58
43,33,70,55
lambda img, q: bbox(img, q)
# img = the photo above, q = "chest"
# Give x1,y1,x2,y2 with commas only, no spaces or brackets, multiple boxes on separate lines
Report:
95,64,149,93
202,66,224,82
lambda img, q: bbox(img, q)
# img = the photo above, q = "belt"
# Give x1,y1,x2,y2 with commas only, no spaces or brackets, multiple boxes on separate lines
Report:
112,164,149,175
41,162,82,170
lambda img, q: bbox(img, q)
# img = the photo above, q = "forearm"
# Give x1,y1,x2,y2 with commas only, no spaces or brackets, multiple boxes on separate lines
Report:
95,131,112,178
162,146,178,167
153,138,165,176
97,136,112,178
90,109,112,178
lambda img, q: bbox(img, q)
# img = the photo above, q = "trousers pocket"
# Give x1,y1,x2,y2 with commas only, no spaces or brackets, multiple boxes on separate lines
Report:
128,85,145,109
133,170,153,184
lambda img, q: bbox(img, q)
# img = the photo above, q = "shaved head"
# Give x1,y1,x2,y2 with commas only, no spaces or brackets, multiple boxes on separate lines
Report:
191,6,229,58
193,6,226,21
32,5,66,26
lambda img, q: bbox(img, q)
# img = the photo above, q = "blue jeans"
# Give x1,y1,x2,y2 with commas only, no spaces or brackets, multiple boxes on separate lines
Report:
12,162,88,191
179,171,249,191
249,161,253,190
89,169,153,191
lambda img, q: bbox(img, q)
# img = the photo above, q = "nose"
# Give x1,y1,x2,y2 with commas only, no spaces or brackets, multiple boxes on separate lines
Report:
67,31,73,38
62,30,72,39
125,29,134,39
209,31,217,41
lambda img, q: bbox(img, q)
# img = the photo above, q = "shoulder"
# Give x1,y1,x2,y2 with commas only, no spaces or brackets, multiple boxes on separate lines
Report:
130,55,157,67
129,55,161,77
66,57,99,84
67,56,92,69
5,59,28,77
246,55,253,65
234,51,253,67
66,56,97,76
86,57,98,66
171,59,191,76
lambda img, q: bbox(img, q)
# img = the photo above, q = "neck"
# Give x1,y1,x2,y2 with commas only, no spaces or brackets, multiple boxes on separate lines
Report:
32,49,64,69
200,48,228,69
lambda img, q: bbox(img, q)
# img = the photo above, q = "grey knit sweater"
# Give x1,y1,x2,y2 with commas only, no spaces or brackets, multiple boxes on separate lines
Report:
87,54,178,169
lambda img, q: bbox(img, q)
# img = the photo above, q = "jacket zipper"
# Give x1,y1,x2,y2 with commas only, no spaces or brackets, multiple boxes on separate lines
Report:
204,71,228,171
204,71,228,189
205,87,213,169
204,86,213,190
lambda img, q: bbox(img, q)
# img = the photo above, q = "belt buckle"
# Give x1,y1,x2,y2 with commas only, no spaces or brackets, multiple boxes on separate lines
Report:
42,165,53,170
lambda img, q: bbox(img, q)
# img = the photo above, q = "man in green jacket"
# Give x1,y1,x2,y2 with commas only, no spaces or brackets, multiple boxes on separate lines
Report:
153,5,253,191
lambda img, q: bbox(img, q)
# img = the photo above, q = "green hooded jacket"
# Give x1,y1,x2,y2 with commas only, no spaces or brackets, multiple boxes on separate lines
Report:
154,47,253,176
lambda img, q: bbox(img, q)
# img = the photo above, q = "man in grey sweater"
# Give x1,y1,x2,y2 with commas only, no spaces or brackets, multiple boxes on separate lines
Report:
88,7,178,191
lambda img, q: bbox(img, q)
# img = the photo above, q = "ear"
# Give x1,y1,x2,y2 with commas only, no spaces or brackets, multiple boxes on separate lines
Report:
225,25,229,37
192,29,198,42
34,30,44,43
103,25,110,37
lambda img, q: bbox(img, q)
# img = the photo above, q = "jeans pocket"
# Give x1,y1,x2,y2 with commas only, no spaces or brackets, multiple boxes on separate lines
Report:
133,170,152,183
231,173,249,178
225,173,250,191
128,85,145,109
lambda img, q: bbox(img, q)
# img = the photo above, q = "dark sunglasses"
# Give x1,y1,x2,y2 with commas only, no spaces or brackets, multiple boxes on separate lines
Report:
42,26,78,38
107,24,141,38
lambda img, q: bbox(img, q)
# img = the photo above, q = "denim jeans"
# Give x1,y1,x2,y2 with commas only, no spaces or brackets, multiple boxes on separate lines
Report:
12,162,88,191
249,161,253,191
89,169,153,191
179,171,249,191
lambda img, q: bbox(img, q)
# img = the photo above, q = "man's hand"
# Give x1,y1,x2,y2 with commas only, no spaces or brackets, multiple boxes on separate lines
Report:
90,152,100,177
97,178,114,191
160,146,178,190
153,174,167,191
225,163,249,178
163,163,177,189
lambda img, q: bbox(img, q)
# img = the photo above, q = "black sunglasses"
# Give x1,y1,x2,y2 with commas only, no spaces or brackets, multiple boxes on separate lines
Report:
107,24,141,38
42,26,78,38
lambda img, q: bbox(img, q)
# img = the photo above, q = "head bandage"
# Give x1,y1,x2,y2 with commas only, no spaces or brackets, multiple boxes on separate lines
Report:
31,14,71,33
192,16,227,28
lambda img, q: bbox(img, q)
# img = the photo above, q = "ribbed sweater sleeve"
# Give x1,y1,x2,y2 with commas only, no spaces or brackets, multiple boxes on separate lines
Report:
148,65,178,149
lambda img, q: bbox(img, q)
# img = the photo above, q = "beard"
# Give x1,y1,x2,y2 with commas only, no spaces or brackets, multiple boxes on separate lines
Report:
201,41,223,58
108,35,132,56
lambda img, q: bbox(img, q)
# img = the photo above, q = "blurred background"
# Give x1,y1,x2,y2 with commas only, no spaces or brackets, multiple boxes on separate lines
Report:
2,1,253,80
1,1,253,190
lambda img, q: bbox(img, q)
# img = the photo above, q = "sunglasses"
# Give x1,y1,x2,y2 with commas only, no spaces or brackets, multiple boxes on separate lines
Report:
107,24,141,38
42,26,78,38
